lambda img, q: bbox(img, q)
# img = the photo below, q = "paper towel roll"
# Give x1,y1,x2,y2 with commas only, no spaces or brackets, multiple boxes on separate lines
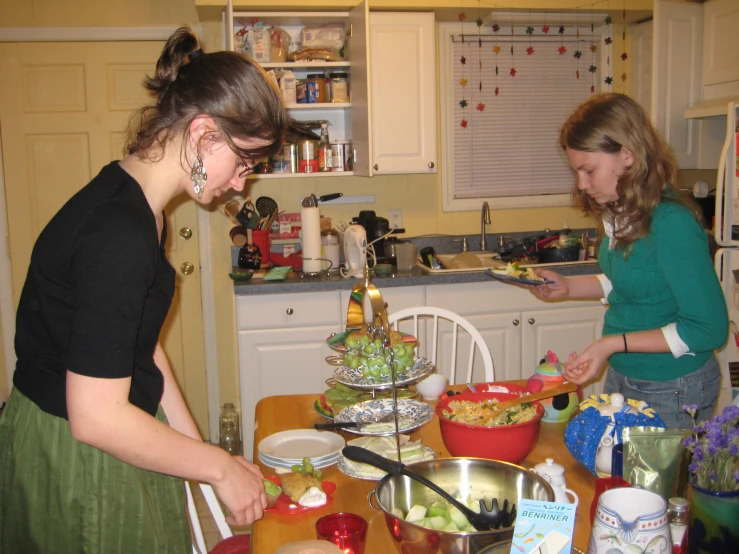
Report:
301,206,322,273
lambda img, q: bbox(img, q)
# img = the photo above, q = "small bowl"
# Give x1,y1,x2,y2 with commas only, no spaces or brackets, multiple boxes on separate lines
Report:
373,263,393,276
435,391,544,464
414,373,448,400
229,270,254,281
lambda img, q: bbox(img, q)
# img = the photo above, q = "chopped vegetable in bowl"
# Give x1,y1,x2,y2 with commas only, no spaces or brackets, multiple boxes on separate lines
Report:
442,398,537,426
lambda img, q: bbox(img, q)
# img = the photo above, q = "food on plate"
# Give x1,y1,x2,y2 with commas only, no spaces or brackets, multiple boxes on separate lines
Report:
279,472,326,507
442,398,537,426
343,435,434,479
494,262,544,282
342,331,417,380
320,382,417,417
391,496,493,533
263,478,282,508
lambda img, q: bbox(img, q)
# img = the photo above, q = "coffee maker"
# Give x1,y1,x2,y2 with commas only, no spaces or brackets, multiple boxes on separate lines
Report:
351,210,404,263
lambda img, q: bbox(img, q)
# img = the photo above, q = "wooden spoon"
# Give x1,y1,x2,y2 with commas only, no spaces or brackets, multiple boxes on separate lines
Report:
485,382,578,421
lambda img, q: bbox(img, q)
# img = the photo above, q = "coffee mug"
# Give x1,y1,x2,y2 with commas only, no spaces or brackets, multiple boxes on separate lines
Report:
588,488,670,554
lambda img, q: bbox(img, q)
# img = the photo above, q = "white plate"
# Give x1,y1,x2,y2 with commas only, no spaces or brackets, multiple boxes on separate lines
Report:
334,399,434,436
258,429,345,460
333,356,434,390
336,446,436,481
258,452,340,471
259,450,340,465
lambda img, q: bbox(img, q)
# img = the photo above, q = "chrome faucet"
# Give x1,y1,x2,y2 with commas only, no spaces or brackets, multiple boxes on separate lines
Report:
480,201,491,251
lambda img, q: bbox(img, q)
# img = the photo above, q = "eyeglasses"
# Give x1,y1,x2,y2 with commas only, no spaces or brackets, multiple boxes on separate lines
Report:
236,154,254,178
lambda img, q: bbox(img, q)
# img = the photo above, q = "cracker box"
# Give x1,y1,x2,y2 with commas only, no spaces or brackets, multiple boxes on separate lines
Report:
510,499,576,554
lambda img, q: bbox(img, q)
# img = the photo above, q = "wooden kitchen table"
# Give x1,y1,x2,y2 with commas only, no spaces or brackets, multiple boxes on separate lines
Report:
251,386,596,553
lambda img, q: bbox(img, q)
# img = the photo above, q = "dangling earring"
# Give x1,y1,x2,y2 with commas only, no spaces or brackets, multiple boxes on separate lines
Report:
190,154,207,199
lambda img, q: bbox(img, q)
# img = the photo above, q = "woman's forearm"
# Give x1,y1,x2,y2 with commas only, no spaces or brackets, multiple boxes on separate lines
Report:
565,275,606,299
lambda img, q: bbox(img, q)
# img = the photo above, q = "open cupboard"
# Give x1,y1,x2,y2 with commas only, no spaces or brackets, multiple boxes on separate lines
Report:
224,0,437,177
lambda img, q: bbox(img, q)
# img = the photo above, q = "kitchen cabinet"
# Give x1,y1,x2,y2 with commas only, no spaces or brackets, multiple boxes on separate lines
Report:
225,0,372,177
236,291,343,460
702,0,739,89
369,12,437,174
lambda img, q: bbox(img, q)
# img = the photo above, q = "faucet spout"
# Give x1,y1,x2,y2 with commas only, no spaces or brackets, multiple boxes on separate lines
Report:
480,201,491,251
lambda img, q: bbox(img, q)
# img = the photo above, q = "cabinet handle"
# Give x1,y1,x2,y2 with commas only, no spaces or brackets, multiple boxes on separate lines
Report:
528,318,535,325
286,308,294,315
512,319,520,326
373,164,379,171
428,162,435,169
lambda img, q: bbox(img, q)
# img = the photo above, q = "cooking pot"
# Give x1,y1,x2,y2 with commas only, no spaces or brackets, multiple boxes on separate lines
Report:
369,458,554,554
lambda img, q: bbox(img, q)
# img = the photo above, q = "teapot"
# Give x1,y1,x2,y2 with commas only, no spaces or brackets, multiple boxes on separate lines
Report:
593,393,637,478
531,458,579,506
526,351,581,423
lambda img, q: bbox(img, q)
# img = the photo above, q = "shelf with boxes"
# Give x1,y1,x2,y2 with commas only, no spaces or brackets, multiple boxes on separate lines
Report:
226,0,371,178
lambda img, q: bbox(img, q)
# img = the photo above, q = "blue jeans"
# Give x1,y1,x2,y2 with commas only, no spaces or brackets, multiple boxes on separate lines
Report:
603,355,721,429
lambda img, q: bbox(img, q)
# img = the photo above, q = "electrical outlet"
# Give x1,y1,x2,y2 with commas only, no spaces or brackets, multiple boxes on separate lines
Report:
388,209,403,229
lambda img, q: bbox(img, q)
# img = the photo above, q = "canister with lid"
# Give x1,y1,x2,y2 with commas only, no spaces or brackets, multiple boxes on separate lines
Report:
321,229,340,272
298,140,319,173
328,72,349,103
330,140,352,172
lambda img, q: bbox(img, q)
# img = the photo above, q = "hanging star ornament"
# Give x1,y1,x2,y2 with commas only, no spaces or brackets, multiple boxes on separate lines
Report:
459,99,468,108
604,37,613,45
525,26,535,35
604,15,612,25
493,44,501,54
492,23,500,33
476,18,483,27
558,25,565,35
510,67,517,77
589,44,597,53
604,76,613,85
495,65,499,75
541,25,550,34
460,55,467,64
558,45,567,55
574,50,583,59
458,12,466,22
476,103,485,112
459,78,468,87
588,64,597,73
590,85,595,93
576,69,580,79
495,87,500,96
526,46,535,56
460,119,468,128
621,52,628,61
621,73,627,82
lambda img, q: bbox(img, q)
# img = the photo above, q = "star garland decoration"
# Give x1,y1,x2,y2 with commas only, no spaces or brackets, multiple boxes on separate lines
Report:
590,5,597,93
492,19,500,97
477,5,483,95
526,10,535,56
510,19,517,77
621,0,628,88
574,11,581,81
558,11,567,56
603,3,612,87
459,9,468,129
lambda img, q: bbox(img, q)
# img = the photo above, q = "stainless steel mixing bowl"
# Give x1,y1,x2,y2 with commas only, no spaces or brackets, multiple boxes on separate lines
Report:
369,457,555,554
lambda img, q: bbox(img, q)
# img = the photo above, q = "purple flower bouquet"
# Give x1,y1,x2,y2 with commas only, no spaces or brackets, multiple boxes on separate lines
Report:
683,404,739,493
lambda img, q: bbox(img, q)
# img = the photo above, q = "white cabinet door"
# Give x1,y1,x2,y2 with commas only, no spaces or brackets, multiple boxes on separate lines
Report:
702,0,739,87
369,12,437,174
652,0,704,169
629,20,654,117
520,305,606,398
238,325,341,460
348,0,373,176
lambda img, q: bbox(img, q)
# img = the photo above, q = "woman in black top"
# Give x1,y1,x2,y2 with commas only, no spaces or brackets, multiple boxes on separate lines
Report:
0,27,287,552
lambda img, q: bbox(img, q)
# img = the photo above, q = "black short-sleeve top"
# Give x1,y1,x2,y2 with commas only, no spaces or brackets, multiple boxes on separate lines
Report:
13,162,176,419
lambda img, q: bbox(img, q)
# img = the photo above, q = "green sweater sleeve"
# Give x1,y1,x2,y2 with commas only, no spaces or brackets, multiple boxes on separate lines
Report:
651,202,728,352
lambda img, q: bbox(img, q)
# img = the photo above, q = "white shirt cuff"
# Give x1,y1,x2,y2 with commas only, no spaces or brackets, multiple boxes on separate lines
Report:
662,322,694,358
596,274,612,305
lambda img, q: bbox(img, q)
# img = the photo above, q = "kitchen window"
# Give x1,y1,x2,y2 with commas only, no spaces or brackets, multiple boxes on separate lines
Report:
439,17,611,212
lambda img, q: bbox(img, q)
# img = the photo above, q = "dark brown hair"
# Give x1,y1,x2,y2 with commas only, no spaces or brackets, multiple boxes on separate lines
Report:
126,26,287,164
559,92,701,249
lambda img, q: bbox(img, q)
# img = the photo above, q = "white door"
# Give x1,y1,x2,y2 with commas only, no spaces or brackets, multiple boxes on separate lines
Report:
369,12,437,174
0,41,210,436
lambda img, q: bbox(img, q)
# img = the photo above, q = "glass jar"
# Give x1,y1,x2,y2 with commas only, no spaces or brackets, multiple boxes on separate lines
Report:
328,72,349,103
219,402,242,455
306,73,327,103
667,497,689,554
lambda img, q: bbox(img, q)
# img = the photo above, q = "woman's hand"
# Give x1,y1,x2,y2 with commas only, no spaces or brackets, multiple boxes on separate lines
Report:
564,335,621,384
212,455,268,526
527,269,569,301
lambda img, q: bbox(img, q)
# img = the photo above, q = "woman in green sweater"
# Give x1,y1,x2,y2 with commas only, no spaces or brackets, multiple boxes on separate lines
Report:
533,93,728,429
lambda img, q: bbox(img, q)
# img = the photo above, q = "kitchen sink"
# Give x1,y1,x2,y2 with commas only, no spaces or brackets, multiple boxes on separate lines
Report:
417,252,598,274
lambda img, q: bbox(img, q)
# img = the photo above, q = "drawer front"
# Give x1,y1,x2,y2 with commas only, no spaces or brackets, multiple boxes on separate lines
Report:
236,291,341,330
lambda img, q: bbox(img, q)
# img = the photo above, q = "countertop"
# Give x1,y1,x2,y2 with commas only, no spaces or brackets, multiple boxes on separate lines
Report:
232,261,602,295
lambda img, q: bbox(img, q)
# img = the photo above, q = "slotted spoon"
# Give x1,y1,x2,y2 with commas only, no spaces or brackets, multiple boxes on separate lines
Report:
342,446,517,530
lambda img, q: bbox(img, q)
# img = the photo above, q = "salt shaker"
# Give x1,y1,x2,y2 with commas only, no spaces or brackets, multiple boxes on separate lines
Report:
667,496,689,554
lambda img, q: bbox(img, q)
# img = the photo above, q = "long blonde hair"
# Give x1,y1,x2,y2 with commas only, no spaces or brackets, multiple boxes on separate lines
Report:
559,93,701,248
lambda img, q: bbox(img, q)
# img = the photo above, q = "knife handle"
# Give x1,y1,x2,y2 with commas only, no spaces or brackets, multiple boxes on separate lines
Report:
314,421,359,430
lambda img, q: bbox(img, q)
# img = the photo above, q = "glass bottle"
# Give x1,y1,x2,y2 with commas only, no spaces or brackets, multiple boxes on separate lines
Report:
219,402,242,455
667,496,689,554
318,122,332,172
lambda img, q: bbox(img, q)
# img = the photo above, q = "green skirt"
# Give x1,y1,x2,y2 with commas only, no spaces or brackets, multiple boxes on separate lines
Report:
0,388,191,554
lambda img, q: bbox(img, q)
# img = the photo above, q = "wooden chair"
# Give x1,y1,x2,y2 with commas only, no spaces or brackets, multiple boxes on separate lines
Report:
388,306,495,385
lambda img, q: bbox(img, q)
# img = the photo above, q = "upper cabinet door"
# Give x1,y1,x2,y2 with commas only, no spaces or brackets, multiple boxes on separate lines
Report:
703,0,739,88
348,0,372,177
369,12,437,175
629,20,654,117
652,0,703,169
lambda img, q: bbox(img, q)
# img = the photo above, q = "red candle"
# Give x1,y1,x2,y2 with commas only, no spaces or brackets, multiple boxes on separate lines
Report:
315,512,368,554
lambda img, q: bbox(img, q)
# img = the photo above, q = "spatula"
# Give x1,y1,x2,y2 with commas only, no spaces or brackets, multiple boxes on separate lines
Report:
483,382,578,421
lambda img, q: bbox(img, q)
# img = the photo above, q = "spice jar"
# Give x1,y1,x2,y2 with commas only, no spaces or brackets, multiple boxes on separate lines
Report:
667,497,688,553
306,73,327,103
328,72,349,103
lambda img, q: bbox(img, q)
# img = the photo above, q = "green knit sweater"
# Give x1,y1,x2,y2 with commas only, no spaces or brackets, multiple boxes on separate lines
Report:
599,200,728,381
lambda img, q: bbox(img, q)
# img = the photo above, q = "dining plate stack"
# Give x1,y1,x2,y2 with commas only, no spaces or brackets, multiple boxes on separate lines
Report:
257,429,345,471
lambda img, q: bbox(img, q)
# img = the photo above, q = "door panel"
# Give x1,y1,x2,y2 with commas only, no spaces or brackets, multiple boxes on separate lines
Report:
0,41,210,437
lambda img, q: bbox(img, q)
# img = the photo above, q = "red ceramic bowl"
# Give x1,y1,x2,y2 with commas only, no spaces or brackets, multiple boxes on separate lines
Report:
435,391,544,464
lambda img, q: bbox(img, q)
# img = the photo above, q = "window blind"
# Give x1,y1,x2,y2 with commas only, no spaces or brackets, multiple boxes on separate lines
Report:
440,21,607,208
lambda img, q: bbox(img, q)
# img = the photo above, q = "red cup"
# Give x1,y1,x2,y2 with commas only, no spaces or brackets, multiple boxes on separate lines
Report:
315,512,367,554
252,229,270,265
